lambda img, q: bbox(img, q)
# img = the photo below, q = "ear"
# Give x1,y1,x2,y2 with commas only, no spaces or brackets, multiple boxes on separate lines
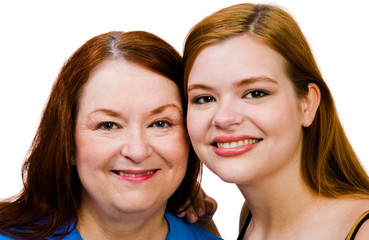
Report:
301,83,321,127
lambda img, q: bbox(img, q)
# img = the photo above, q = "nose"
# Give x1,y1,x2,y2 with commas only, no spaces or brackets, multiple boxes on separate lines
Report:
212,100,244,129
120,128,153,163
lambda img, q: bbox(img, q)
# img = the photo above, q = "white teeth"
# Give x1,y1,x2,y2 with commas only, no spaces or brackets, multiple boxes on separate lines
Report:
117,170,155,177
216,139,260,148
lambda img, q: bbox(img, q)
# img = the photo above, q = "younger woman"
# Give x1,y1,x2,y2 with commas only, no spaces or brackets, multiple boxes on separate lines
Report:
184,3,369,239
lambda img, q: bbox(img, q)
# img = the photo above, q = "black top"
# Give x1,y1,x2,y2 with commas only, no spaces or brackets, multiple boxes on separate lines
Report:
237,210,369,240
237,211,252,240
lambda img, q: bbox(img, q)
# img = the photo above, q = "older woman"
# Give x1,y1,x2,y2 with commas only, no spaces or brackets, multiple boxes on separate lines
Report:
184,3,369,240
0,31,221,240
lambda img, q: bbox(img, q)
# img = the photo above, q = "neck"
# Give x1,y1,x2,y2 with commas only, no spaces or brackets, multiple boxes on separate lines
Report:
77,198,168,240
237,160,321,236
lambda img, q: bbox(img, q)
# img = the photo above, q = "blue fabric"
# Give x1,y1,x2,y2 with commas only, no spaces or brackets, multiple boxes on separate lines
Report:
0,212,222,239
51,227,82,240
165,212,223,240
0,226,82,240
0,234,14,240
0,222,82,240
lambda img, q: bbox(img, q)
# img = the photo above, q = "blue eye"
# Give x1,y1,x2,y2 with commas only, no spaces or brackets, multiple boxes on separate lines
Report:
150,120,172,128
243,90,268,99
193,96,215,104
98,122,118,131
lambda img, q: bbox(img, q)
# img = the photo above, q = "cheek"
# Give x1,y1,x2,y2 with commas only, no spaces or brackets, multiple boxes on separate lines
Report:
252,98,302,133
186,110,207,143
276,103,302,132
75,131,113,169
75,133,99,188
75,131,92,165
155,128,190,170
256,102,303,154
176,130,190,168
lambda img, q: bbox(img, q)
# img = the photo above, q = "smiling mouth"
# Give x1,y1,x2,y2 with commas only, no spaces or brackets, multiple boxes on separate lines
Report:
213,138,262,148
112,170,158,177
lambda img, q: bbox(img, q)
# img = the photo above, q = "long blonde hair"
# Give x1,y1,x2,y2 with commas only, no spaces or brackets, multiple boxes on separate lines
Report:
184,3,369,197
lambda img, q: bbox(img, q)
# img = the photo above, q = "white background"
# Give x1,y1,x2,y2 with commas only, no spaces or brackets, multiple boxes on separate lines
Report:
0,1,368,239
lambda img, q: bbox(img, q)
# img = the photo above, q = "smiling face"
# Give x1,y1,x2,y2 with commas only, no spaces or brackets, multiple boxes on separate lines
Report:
75,60,188,218
187,35,307,186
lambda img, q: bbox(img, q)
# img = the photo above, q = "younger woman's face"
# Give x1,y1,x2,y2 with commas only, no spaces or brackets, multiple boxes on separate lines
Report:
75,60,189,218
187,35,307,185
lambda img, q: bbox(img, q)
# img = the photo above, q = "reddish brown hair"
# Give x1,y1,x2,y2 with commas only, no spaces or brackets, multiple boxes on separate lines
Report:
184,3,369,197
0,31,200,239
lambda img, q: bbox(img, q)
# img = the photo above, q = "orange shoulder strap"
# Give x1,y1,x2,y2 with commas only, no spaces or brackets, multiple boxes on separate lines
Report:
346,210,369,240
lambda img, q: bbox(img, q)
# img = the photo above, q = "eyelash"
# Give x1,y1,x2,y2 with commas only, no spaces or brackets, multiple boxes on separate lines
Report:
192,96,216,104
192,89,269,104
96,119,173,131
149,120,173,129
97,122,119,131
243,90,269,99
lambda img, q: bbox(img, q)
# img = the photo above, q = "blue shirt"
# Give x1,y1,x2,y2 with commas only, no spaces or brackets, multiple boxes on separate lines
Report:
0,212,222,239
165,212,222,240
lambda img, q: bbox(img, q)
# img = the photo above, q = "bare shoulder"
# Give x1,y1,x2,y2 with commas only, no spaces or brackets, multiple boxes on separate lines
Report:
351,217,369,239
351,198,369,216
346,198,369,239
239,201,249,232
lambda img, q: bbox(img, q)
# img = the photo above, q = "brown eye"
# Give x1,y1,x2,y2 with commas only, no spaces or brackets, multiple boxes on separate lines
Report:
193,96,215,104
244,90,268,99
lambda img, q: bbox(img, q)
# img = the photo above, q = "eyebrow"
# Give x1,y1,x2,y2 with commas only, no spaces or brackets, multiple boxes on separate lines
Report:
187,76,278,93
187,84,213,93
89,108,122,118
150,103,182,115
88,104,182,118
233,77,278,87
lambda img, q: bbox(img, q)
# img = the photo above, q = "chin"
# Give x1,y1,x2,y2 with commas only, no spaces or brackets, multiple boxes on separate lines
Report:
210,168,239,184
213,166,255,185
218,174,244,184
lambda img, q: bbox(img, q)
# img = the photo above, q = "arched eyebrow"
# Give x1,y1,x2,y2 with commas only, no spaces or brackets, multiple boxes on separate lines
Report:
89,108,122,117
233,77,278,87
187,76,278,94
187,84,213,93
150,103,182,115
88,104,182,118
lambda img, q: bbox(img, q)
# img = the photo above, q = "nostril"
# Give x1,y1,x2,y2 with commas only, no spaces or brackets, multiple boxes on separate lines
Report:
212,108,243,129
120,141,154,163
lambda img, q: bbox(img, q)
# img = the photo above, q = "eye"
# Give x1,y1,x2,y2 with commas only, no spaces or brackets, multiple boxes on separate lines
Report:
243,90,268,99
97,122,118,131
193,96,215,104
149,120,172,128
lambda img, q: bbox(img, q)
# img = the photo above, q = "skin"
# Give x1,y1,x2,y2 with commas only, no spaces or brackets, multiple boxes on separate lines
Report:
177,182,220,236
187,35,311,186
74,59,189,240
186,34,369,239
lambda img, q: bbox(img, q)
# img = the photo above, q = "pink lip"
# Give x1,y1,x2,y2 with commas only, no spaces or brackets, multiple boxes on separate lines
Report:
111,169,159,183
211,135,261,157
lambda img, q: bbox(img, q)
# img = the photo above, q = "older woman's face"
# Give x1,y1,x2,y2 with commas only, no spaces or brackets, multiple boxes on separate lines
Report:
75,60,188,217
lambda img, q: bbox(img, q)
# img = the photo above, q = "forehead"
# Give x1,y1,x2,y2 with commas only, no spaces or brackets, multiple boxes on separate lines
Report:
78,60,182,112
189,34,288,84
